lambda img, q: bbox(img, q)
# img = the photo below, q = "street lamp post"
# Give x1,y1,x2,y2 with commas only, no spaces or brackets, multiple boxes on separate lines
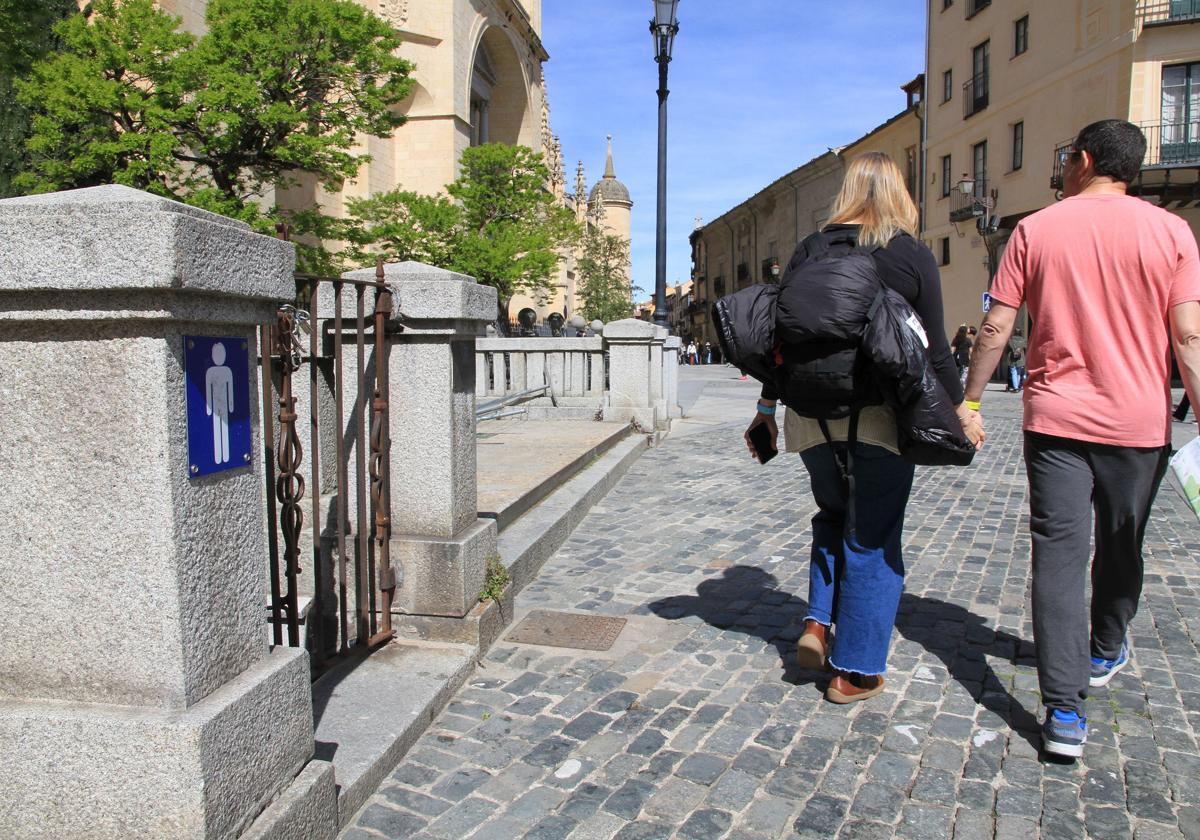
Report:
650,0,679,331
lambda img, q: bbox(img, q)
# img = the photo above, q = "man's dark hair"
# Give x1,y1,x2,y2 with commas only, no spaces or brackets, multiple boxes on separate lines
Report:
1074,119,1147,184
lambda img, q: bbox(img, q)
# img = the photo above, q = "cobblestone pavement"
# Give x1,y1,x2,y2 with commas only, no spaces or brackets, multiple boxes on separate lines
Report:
345,366,1200,840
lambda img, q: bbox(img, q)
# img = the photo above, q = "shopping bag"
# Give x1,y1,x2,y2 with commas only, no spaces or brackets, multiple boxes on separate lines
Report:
1168,436,1200,521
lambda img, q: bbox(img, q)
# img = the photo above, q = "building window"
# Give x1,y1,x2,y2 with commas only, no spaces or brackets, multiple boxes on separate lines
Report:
967,0,991,18
1162,61,1200,164
1012,121,1024,171
940,237,951,266
973,139,988,188
941,155,952,197
944,0,953,8
965,40,990,118
943,69,953,103
1014,15,1029,56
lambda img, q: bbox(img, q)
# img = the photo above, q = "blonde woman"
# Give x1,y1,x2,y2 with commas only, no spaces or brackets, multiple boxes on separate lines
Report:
744,152,974,703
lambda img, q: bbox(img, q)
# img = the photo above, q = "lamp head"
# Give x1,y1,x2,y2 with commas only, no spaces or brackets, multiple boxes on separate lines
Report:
650,0,680,61
958,174,975,195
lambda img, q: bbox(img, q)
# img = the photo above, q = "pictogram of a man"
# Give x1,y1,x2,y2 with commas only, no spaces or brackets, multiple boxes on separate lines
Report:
205,342,234,464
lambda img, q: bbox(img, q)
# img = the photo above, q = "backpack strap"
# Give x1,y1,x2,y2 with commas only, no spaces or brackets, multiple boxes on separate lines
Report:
817,411,861,538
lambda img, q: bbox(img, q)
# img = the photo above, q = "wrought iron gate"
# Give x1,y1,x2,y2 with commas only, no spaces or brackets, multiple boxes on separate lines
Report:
261,253,398,674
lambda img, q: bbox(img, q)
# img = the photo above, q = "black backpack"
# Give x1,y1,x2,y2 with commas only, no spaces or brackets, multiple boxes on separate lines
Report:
773,230,886,420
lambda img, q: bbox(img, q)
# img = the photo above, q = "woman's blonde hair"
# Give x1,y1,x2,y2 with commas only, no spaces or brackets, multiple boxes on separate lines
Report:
827,152,919,248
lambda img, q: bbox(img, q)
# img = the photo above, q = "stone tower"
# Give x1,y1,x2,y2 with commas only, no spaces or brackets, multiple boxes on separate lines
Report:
588,135,633,245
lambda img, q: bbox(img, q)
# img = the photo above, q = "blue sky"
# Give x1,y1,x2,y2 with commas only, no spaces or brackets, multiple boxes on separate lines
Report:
542,1,927,301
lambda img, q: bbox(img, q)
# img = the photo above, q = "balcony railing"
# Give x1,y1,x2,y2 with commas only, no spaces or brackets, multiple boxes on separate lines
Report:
949,179,989,223
1049,139,1074,190
1144,120,1200,166
1050,123,1199,191
966,0,991,18
1137,0,1200,26
963,72,988,118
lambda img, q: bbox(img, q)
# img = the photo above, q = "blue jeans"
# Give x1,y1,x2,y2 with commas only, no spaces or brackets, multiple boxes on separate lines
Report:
799,443,914,675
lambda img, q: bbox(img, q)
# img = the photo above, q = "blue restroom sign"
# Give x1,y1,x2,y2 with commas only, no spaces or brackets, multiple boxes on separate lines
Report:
184,335,253,479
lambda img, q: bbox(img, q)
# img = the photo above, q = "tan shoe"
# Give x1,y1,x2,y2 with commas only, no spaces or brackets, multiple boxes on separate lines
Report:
795,620,829,670
826,671,885,704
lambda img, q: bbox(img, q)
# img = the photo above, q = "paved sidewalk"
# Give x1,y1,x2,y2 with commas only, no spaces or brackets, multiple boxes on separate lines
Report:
344,367,1200,840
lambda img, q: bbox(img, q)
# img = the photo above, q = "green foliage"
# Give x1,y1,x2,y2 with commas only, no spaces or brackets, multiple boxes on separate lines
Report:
478,555,509,604
346,144,580,305
13,0,413,271
445,143,578,304
342,190,460,268
576,227,635,324
0,0,90,197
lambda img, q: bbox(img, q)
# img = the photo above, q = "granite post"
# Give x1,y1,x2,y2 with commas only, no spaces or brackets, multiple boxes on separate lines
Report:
0,186,336,840
650,325,669,430
343,262,498,618
602,318,659,430
664,335,682,417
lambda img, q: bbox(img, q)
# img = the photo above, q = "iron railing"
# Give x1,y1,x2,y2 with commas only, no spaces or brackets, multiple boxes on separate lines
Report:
1051,123,1200,191
1143,120,1200,167
1049,138,1074,191
950,178,989,223
963,72,988,118
263,244,397,675
1137,0,1200,26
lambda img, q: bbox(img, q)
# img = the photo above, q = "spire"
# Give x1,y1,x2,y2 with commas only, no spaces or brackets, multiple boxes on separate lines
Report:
575,160,586,200
604,134,615,179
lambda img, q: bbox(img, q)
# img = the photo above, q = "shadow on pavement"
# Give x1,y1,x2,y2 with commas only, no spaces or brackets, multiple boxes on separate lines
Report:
647,565,1041,751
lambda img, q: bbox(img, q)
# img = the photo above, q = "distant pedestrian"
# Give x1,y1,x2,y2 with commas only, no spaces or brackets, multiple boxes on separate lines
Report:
687,341,698,365
704,342,713,365
963,119,1200,759
1006,332,1026,392
951,325,972,386
745,152,979,704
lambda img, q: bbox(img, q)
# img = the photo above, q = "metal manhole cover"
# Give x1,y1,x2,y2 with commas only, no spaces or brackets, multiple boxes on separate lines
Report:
505,610,627,651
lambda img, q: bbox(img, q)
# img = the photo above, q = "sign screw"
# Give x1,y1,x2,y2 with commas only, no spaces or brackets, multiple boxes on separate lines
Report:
243,452,251,462
187,340,195,349
190,465,199,474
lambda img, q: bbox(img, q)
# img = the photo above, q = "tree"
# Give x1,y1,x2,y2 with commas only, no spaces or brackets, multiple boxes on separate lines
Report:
345,144,580,318
342,190,460,269
14,0,413,267
445,143,578,316
0,0,79,197
576,227,635,324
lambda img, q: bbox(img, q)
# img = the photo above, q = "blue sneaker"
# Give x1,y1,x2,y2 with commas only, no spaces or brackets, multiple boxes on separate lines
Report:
1090,639,1130,688
1043,709,1087,758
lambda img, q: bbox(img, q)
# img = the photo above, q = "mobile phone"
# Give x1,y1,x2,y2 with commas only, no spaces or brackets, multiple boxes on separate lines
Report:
748,421,778,464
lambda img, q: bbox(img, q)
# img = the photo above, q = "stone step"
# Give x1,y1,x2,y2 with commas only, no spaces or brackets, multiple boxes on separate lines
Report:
478,421,632,531
309,640,476,829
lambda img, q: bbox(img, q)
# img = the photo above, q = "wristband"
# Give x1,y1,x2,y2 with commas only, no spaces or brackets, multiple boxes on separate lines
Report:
964,400,982,411
756,403,777,416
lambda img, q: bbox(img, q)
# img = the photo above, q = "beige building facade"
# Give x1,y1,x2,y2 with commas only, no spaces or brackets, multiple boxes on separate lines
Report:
688,81,923,348
159,0,632,328
925,0,1200,335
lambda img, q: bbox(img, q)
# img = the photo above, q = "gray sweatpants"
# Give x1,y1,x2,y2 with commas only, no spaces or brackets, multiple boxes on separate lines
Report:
1024,431,1170,715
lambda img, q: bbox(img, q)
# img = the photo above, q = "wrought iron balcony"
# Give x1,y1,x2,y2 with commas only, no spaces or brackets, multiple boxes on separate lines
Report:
1143,120,1200,167
736,262,749,283
1049,139,1074,191
949,179,989,223
963,72,988,119
1137,0,1200,26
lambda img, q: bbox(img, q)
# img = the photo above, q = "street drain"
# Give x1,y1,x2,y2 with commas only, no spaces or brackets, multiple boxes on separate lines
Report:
504,610,627,651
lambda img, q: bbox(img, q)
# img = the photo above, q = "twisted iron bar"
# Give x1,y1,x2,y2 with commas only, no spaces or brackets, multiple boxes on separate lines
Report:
368,264,396,646
275,304,307,648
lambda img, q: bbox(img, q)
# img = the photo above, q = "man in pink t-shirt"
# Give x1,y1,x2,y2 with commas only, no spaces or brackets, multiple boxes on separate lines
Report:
963,119,1200,760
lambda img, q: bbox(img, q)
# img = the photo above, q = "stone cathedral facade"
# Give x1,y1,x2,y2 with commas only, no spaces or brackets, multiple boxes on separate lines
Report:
160,0,633,325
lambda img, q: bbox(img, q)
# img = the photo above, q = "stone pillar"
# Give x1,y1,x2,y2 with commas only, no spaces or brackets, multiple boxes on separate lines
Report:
650,326,669,430
344,261,498,618
664,335,682,418
602,318,658,430
0,186,335,839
